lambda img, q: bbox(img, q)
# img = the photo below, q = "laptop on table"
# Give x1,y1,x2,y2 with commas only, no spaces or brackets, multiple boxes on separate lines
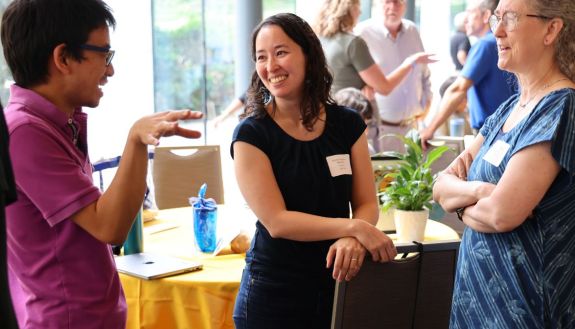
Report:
114,252,203,280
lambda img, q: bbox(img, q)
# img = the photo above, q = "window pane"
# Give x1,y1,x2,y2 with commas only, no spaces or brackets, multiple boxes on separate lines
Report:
152,0,296,121
152,0,203,113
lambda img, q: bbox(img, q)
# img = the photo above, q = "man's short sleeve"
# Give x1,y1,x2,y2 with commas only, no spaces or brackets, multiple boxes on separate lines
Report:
8,123,100,226
460,38,493,84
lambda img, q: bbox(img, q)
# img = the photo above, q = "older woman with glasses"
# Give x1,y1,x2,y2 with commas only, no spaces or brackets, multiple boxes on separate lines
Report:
433,0,575,327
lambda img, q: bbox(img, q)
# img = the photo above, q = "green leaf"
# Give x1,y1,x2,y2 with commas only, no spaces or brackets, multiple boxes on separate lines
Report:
424,145,452,169
379,150,404,159
377,129,450,212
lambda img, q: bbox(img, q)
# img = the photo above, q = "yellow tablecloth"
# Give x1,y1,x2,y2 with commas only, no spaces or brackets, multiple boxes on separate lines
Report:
120,207,459,329
121,206,249,329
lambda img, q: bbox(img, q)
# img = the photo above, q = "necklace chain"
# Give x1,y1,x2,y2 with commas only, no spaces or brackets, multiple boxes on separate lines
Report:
519,78,569,108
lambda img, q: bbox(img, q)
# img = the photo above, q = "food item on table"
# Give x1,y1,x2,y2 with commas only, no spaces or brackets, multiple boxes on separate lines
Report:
230,232,251,254
142,209,158,222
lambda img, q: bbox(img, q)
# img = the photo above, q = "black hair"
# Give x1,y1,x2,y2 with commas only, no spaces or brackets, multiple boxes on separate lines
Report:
242,13,334,131
1,0,116,87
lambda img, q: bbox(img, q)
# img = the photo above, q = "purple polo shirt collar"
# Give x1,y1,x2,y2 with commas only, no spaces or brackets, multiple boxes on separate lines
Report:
9,84,88,154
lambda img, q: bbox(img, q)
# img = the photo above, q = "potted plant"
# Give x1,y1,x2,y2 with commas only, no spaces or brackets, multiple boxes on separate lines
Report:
378,130,452,242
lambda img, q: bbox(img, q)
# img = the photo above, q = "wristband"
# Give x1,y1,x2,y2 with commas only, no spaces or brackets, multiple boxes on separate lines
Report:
456,207,465,221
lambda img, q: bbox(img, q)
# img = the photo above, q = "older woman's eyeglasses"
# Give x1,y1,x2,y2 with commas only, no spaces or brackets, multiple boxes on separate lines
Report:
489,11,550,33
79,44,115,66
384,0,404,6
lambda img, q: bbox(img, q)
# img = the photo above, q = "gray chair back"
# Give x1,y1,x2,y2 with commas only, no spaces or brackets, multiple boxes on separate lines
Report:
152,145,224,209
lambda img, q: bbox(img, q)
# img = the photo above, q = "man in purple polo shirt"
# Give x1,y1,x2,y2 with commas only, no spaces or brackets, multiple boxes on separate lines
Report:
1,1,203,328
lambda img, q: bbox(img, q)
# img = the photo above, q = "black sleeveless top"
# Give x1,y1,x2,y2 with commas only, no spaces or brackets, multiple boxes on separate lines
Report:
231,104,366,280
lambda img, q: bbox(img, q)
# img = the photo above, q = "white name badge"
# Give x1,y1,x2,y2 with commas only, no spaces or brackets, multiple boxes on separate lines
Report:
483,140,511,167
326,154,352,177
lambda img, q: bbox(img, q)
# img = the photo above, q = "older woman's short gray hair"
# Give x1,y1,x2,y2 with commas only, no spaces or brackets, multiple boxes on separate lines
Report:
529,0,575,81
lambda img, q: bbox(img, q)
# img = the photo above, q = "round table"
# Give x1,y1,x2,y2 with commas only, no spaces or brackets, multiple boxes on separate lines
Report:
120,206,459,329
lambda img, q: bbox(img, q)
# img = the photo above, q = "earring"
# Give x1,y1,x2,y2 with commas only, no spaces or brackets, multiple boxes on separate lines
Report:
259,86,271,103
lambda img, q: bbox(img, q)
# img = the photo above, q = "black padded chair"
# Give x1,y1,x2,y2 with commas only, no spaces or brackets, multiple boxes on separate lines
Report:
331,240,460,329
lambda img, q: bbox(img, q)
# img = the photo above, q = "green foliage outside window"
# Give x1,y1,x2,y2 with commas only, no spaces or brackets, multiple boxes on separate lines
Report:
152,0,295,117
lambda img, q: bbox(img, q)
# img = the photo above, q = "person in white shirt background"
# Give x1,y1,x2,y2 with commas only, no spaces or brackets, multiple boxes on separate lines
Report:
354,0,432,152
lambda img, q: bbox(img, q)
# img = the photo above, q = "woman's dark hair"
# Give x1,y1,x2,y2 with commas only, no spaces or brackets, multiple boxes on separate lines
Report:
242,13,334,131
1,0,116,88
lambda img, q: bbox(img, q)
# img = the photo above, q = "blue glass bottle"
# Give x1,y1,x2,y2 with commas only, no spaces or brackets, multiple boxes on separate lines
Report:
123,208,144,255
193,207,217,253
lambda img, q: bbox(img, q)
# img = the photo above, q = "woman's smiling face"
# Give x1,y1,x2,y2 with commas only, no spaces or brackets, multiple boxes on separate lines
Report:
254,24,307,102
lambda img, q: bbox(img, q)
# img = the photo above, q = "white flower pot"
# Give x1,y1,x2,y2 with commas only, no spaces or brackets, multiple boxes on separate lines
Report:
393,209,428,243
376,208,395,231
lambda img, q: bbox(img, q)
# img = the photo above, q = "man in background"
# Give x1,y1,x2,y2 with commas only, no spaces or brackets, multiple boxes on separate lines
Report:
420,0,515,148
355,0,432,152
450,11,471,71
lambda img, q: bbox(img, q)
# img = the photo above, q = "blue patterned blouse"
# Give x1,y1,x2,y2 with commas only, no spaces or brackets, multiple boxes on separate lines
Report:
450,88,575,328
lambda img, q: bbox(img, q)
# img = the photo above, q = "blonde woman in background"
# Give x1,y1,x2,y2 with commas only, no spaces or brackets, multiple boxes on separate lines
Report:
313,0,435,152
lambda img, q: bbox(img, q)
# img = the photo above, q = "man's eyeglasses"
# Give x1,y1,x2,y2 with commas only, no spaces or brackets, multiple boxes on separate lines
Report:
79,44,115,66
488,11,550,33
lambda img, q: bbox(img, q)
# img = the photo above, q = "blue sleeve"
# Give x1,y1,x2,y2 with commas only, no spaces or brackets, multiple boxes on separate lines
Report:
514,97,563,153
461,37,495,84
551,92,575,175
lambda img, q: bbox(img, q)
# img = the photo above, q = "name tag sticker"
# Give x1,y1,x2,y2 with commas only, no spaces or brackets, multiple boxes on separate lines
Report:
326,154,352,177
483,140,511,167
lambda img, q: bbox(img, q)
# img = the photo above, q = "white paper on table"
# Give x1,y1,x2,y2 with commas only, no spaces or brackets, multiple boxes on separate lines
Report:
144,222,179,235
